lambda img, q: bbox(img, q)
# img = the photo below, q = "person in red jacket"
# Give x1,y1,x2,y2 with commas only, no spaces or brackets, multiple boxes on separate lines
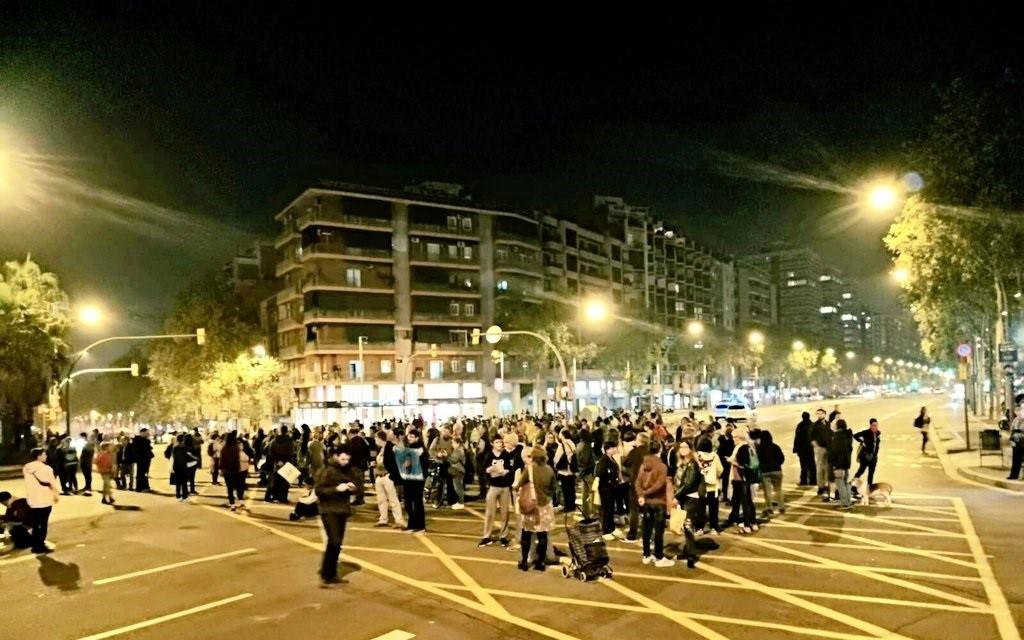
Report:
634,440,674,568
94,442,116,505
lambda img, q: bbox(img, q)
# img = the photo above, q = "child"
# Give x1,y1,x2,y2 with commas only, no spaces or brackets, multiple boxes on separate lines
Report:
94,441,116,505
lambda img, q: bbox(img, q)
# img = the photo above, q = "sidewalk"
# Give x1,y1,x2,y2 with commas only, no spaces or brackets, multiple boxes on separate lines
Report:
934,414,1024,492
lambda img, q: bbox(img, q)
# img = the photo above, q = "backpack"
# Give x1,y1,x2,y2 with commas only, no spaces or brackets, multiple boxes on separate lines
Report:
743,444,761,484
698,456,718,485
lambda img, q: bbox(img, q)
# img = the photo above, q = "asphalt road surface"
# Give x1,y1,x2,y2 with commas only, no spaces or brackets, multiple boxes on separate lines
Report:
3,394,1021,640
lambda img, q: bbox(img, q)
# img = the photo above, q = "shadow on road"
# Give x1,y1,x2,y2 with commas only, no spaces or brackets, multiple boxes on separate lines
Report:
37,555,81,591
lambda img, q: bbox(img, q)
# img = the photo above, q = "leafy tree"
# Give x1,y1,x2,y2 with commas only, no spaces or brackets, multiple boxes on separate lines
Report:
198,353,287,425
786,349,819,386
0,258,70,449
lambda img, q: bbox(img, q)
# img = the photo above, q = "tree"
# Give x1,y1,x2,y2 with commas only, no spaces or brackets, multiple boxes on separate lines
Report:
786,349,819,387
147,272,263,422
198,353,287,425
0,258,70,450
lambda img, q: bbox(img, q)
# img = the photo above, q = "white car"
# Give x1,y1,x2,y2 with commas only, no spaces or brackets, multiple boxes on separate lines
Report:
713,401,754,423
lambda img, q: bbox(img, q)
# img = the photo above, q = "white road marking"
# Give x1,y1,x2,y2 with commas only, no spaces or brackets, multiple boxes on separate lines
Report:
0,554,37,567
954,498,1022,640
370,631,416,640
76,593,253,640
92,548,258,585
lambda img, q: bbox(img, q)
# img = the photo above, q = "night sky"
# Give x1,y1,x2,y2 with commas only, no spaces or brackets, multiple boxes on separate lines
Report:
1,3,1021,348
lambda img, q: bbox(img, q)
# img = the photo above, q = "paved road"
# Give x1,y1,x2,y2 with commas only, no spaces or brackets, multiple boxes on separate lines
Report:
3,395,1021,640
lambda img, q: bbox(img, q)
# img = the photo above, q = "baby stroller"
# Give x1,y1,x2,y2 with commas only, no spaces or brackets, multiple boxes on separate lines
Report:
561,518,612,581
289,487,319,521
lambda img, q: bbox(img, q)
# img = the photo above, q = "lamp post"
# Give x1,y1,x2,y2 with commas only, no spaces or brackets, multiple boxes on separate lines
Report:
485,325,571,416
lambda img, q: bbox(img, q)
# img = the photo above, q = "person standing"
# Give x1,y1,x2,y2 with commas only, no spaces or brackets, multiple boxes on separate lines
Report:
596,441,622,540
395,430,427,532
372,431,405,528
79,433,95,496
793,412,816,486
59,437,79,494
428,426,455,508
853,419,882,487
635,440,674,568
22,448,59,554
94,441,116,505
913,407,931,454
347,427,370,505
810,409,832,498
448,435,467,510
308,429,326,481
728,429,758,534
756,431,786,516
315,446,360,588
623,432,650,542
829,419,854,510
716,425,735,504
1007,422,1024,480
673,440,702,568
513,446,557,572
479,435,519,547
552,429,577,515
208,433,223,486
220,431,250,512
171,434,195,502
695,438,723,534
268,426,295,503
576,427,596,519
133,428,154,492
117,433,133,490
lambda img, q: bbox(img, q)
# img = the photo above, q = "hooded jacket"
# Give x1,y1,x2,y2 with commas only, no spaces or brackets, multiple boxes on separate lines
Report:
793,414,814,454
756,432,785,474
634,454,669,506
828,427,853,470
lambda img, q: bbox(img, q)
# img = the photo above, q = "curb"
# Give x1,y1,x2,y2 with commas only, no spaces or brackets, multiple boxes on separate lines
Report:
956,464,1024,492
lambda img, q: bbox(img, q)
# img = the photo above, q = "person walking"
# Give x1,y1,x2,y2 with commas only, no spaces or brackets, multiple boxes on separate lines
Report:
635,440,674,568
514,445,557,572
23,448,59,554
395,430,427,532
315,446,360,588
94,441,116,505
220,431,250,512
756,431,786,516
810,409,833,498
913,407,931,454
793,412,816,486
853,419,882,488
673,440,702,568
372,431,405,528
79,433,95,496
829,419,854,510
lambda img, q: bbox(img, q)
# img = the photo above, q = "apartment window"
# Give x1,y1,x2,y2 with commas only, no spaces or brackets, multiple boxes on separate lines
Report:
427,243,441,259
496,248,509,262
380,359,393,375
429,360,444,380
451,359,462,374
461,217,473,231
567,255,578,271
346,268,362,287
449,330,467,344
448,244,458,259
447,216,458,230
466,359,477,373
675,301,685,312
497,279,509,292
449,302,460,316
464,303,475,316
463,245,473,260
348,360,364,380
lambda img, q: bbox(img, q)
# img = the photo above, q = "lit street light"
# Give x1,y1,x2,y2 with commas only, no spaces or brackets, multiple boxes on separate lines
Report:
792,340,806,351
845,351,856,360
748,330,765,347
581,297,611,325
825,347,835,356
891,267,910,285
872,356,882,363
863,179,903,213
77,304,105,327
251,344,267,358
885,358,894,365
687,320,704,338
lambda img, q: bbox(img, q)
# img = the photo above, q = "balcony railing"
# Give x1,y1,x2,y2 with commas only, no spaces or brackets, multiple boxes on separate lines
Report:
303,243,393,259
409,221,477,237
305,308,394,322
299,210,393,229
495,257,543,273
312,338,394,350
411,281,480,294
409,251,479,267
278,344,303,358
412,312,481,323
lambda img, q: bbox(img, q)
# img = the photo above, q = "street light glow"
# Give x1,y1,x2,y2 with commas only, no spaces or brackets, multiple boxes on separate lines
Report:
687,320,704,338
845,351,856,360
792,340,806,351
891,267,910,285
77,304,104,327
748,330,765,347
864,179,902,213
581,298,611,325
885,358,894,365
825,347,835,356
252,344,267,358
872,355,882,363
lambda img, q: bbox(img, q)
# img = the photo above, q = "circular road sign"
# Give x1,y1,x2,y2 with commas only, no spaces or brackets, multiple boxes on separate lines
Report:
956,343,972,358
485,325,503,345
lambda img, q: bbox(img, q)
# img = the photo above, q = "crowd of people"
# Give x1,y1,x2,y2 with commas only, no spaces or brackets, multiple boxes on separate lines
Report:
2,405,894,590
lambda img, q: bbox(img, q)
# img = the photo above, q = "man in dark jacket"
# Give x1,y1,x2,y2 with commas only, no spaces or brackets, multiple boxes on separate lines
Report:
314,446,361,587
132,429,154,492
828,419,854,509
267,426,295,503
575,431,596,519
792,412,816,486
79,433,95,496
756,431,786,515
347,428,370,505
852,418,882,487
810,409,833,497
596,442,622,538
623,433,650,542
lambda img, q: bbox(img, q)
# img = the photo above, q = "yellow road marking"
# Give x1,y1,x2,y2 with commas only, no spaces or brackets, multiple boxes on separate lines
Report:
0,554,37,567
732,534,990,610
416,534,506,615
370,631,415,640
701,553,984,582
425,581,877,640
785,588,990,613
953,498,1022,640
782,507,960,523
600,577,732,640
786,502,969,535
772,522,966,538
92,548,258,585
746,537,984,558
75,593,253,640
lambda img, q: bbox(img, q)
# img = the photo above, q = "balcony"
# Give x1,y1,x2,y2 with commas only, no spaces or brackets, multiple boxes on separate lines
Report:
278,315,303,331
412,312,481,325
298,210,393,231
278,344,303,359
409,250,479,269
304,308,394,323
275,228,299,248
275,256,301,277
304,243,393,262
496,256,544,277
410,281,480,297
311,338,394,351
409,221,477,238
289,370,397,387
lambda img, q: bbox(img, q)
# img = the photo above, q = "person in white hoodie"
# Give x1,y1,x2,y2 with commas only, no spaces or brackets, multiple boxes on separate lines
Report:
695,438,724,534
22,447,59,554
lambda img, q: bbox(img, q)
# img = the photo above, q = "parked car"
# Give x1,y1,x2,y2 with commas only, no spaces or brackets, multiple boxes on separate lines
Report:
713,400,755,423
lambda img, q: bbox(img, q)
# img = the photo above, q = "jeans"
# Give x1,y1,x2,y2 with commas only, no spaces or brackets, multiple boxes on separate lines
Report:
451,473,465,504
920,429,929,453
719,462,731,501
319,512,348,580
599,488,616,534
1010,447,1023,480
80,459,93,492
813,445,831,490
797,450,816,485
626,486,640,539
640,504,666,559
580,473,595,518
680,496,700,559
375,476,404,525
101,474,114,502
835,469,852,507
226,471,247,505
120,462,134,490
853,457,877,486
175,470,189,500
482,486,512,539
403,479,426,530
761,471,785,512
728,480,756,527
698,491,720,531
558,474,576,512
30,506,51,551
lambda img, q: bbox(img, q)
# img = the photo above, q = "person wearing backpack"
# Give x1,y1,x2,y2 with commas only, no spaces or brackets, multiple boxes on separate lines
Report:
913,407,931,454
695,438,723,534
673,440,702,568
728,428,758,534
756,431,785,517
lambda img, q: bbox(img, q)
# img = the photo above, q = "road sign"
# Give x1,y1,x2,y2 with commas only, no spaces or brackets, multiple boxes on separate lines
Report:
485,325,503,344
998,343,1018,364
956,343,972,358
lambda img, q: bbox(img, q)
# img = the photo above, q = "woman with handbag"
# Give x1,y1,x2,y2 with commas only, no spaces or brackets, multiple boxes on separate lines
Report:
673,440,702,568
513,445,557,572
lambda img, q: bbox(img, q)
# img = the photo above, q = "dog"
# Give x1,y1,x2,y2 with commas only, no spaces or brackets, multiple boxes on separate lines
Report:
853,477,894,506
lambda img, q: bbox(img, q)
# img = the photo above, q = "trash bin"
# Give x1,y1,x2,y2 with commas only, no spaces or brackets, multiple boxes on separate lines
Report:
980,429,1004,468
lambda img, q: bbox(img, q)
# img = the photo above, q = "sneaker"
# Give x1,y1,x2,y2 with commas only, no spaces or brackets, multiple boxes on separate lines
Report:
686,556,697,569
82,491,92,497
374,521,389,527
478,537,494,547
499,537,510,547
621,537,639,545
602,533,616,541
229,504,237,512
751,524,760,532
451,503,465,511
654,557,675,568
642,555,654,565
708,529,720,536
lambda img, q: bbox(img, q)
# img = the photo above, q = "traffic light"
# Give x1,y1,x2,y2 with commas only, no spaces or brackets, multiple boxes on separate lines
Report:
471,328,481,345
130,362,140,377
555,381,571,400
429,343,438,358
490,350,503,364
196,328,206,346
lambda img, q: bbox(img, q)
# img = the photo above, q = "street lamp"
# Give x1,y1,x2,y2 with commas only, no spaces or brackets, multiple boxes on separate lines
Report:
863,179,903,213
77,304,105,327
687,320,704,338
792,340,806,351
872,356,882,363
885,358,894,365
891,267,911,285
251,344,267,358
748,330,765,348
845,351,856,360
825,347,835,357
580,297,611,326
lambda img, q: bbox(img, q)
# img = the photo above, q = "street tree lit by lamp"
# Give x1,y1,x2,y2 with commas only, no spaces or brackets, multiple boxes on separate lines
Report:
792,340,806,351
687,320,704,338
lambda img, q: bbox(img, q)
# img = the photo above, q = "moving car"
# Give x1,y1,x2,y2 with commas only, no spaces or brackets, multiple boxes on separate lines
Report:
712,400,755,423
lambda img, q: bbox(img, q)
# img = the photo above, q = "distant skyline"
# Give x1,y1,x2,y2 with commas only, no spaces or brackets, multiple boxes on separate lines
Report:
2,4,1022,341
